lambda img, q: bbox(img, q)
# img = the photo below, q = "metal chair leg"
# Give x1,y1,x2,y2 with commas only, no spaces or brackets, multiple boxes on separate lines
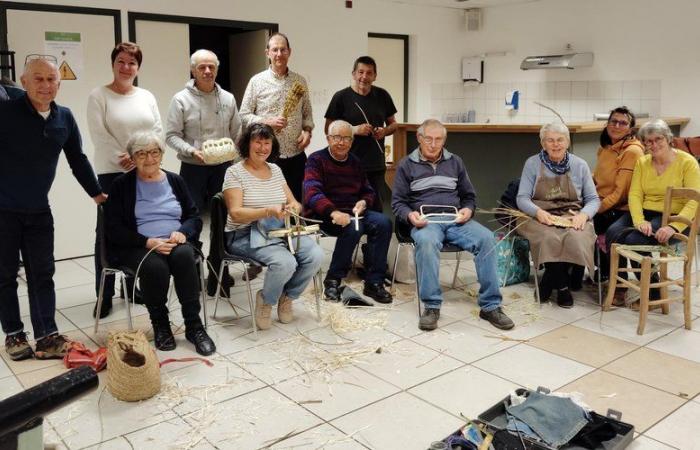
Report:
241,261,258,340
213,263,226,319
390,244,401,289
451,252,461,289
93,269,108,334
198,258,208,329
313,271,322,321
123,274,133,331
412,244,422,318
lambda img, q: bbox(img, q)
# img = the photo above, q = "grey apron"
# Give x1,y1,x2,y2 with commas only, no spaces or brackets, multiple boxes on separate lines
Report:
517,162,596,274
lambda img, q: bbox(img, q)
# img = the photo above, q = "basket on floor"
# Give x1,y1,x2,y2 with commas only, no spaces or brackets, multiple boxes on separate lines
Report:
107,330,161,402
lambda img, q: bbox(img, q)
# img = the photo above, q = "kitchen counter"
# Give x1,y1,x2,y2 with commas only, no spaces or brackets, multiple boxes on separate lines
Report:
384,117,689,229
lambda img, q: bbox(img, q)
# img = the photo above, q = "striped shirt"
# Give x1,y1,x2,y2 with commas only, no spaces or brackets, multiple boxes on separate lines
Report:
222,161,287,231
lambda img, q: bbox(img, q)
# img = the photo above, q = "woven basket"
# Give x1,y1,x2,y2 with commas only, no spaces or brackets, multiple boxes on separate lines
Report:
107,330,161,402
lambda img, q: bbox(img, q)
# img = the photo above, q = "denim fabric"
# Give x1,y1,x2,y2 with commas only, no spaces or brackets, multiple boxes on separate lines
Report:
226,228,323,305
411,218,502,311
506,417,541,442
506,391,589,447
0,210,58,339
322,210,391,284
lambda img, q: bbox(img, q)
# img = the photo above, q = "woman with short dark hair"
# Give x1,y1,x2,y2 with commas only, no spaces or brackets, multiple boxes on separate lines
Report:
87,42,162,318
222,124,323,331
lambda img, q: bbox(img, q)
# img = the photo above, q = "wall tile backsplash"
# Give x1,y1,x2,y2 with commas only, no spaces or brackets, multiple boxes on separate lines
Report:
430,80,661,124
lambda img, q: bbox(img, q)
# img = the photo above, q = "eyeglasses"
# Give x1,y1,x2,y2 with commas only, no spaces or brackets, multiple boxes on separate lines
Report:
24,54,58,67
328,135,353,144
608,119,630,128
544,137,568,145
643,136,667,147
420,136,445,145
133,149,162,160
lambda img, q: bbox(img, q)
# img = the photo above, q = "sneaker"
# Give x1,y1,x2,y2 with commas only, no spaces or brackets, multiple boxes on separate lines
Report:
419,307,440,331
479,307,515,330
323,278,342,302
557,288,574,308
278,295,294,324
363,282,393,304
5,332,34,361
185,326,216,356
153,322,176,351
34,334,71,360
255,290,272,330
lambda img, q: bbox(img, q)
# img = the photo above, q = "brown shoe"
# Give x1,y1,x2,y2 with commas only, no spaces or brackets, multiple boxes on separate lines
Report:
255,290,272,330
277,295,294,324
34,334,71,360
5,332,34,361
611,288,627,307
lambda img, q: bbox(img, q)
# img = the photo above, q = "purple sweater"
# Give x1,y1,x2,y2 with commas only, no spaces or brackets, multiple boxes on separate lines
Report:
303,147,376,219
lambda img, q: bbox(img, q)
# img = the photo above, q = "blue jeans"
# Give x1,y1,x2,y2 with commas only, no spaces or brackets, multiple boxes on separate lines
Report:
226,228,324,305
411,219,502,311
0,210,58,339
322,210,392,284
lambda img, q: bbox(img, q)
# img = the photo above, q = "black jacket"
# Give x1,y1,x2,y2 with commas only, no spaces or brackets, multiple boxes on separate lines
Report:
105,170,202,254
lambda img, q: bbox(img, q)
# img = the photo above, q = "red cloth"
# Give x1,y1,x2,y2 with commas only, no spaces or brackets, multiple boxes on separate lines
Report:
63,341,107,372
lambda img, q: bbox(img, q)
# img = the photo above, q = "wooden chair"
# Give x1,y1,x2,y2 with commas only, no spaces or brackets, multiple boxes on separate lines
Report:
603,187,700,334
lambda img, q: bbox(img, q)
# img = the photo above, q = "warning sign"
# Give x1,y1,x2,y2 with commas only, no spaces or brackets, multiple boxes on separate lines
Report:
58,61,77,80
44,31,83,80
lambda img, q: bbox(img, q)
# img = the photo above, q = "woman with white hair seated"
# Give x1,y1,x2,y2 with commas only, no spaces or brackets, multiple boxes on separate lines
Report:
516,122,600,308
105,130,215,356
606,119,700,303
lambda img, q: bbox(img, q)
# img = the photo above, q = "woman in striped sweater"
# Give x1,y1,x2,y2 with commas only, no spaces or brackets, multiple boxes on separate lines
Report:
222,124,323,330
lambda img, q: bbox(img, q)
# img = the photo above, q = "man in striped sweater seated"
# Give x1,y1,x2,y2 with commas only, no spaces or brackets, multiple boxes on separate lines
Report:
303,120,393,304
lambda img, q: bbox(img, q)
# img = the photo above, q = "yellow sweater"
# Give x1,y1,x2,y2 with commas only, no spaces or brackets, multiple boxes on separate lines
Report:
593,138,644,213
628,150,700,231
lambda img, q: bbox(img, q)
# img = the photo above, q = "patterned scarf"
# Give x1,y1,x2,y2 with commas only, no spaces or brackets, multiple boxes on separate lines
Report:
539,149,570,175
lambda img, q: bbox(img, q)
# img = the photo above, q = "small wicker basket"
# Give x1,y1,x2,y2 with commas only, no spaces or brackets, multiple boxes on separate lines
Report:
107,330,161,402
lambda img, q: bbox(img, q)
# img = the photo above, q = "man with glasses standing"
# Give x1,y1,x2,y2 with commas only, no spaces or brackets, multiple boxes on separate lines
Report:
166,49,243,296
325,56,397,213
240,32,313,202
303,120,393,304
0,56,106,360
392,119,514,331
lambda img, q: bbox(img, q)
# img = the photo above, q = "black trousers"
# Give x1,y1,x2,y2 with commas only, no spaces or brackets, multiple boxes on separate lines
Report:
0,210,58,339
365,169,391,214
179,161,231,213
593,208,627,276
117,244,201,327
94,172,122,300
276,152,307,202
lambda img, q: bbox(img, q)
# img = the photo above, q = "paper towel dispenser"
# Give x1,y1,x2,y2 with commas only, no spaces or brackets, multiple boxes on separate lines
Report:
520,52,593,70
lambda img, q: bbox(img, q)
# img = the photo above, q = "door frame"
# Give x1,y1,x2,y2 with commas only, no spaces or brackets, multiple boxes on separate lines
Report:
127,12,278,42
0,1,121,81
368,32,409,122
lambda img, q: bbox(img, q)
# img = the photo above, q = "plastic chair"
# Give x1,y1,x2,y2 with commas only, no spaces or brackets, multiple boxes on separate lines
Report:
603,187,700,334
389,220,465,317
209,193,322,340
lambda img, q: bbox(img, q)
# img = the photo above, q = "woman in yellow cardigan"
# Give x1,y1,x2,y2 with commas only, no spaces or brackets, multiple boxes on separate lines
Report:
606,119,700,302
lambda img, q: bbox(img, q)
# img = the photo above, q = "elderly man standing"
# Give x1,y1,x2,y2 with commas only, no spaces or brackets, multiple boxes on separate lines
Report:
392,119,514,331
324,56,397,212
0,57,106,360
166,49,243,295
304,120,393,303
239,32,313,202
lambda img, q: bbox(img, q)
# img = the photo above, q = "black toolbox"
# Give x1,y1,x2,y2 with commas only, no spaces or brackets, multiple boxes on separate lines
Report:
443,387,634,450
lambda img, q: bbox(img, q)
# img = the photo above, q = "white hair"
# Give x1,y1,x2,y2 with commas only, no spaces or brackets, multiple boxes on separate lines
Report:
328,119,352,135
190,49,219,69
126,130,165,156
539,122,570,142
638,119,673,144
416,118,447,139
22,58,59,77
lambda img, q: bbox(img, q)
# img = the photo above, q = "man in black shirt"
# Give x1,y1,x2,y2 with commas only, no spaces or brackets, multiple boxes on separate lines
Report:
324,56,398,213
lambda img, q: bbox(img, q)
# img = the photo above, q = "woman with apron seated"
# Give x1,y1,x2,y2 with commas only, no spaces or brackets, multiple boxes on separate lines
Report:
516,123,601,308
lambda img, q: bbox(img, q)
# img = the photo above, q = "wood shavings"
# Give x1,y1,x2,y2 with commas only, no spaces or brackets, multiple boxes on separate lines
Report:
679,392,689,398
599,393,617,398
298,400,323,404
483,334,529,343
509,292,523,299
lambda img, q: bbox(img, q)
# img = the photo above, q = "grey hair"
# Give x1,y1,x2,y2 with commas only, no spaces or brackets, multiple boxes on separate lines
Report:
126,130,165,157
638,119,673,144
190,49,219,69
539,122,570,142
22,58,59,77
416,118,447,139
328,119,352,136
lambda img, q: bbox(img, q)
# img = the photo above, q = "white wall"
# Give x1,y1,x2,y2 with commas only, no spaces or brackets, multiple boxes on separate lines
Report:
437,0,700,133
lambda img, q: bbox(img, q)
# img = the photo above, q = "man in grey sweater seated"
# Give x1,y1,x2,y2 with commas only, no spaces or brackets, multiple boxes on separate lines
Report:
391,119,514,331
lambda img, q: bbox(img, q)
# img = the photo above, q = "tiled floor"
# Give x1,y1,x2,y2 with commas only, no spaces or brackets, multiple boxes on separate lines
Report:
2,240,699,449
